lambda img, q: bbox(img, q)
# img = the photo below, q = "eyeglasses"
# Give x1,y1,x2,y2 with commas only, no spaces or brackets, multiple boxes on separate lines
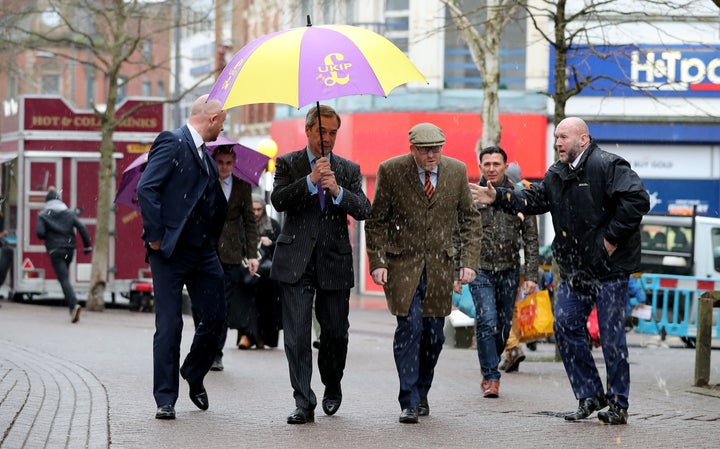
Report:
414,145,442,155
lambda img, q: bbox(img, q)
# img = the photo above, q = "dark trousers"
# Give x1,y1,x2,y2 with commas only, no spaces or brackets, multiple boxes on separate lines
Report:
279,267,350,410
393,270,445,410
48,248,78,313
219,263,258,354
554,277,630,410
149,243,225,407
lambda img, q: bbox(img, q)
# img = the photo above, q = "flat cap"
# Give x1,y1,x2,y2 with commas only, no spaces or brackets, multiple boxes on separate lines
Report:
409,123,445,147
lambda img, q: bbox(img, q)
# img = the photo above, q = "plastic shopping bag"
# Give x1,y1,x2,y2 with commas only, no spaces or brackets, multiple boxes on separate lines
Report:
587,306,601,348
451,284,476,318
514,289,554,342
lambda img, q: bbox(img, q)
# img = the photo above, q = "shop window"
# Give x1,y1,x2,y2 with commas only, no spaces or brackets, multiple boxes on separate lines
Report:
41,74,60,95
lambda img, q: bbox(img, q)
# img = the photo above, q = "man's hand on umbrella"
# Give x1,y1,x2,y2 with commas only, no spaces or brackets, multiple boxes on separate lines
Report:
310,157,331,184
321,171,340,197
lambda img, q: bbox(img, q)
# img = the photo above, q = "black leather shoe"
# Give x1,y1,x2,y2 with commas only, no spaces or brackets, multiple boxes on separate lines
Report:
564,395,608,421
155,404,175,420
210,357,224,372
399,407,419,423
418,398,430,417
598,404,628,425
287,407,315,424
188,382,209,410
322,387,342,416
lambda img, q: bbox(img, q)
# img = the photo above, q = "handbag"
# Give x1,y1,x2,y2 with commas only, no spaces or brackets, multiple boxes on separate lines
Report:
451,284,476,318
513,289,554,342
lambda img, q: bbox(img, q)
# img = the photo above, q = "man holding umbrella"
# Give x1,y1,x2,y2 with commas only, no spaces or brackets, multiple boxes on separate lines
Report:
270,104,371,424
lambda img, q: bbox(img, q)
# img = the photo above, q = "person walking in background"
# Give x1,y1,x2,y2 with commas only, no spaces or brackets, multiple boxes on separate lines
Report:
252,194,282,348
469,149,539,398
471,117,650,425
270,105,371,425
36,187,92,323
209,144,259,368
137,94,228,420
365,122,481,424
498,162,539,373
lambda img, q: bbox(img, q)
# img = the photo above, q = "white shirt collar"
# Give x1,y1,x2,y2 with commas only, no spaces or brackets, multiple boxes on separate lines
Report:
187,123,204,150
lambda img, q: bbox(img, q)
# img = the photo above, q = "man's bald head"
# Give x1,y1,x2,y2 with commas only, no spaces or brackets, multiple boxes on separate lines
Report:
188,94,226,142
554,117,590,164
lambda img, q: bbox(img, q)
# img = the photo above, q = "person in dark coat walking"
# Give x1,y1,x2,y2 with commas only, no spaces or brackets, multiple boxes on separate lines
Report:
137,94,228,420
36,187,92,323
270,105,371,425
471,117,650,425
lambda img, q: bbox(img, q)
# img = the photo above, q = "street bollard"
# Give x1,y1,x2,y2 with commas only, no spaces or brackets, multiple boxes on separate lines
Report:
694,291,720,387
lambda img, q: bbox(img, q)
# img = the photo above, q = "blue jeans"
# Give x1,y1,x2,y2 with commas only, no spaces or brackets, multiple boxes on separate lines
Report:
469,269,519,382
554,277,630,410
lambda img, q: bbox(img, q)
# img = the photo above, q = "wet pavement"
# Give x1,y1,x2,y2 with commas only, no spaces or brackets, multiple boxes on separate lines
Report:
1,295,719,448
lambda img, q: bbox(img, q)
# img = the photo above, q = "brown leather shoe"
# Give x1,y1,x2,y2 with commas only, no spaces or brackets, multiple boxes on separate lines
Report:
237,335,251,349
481,377,488,391
483,380,499,398
504,347,526,372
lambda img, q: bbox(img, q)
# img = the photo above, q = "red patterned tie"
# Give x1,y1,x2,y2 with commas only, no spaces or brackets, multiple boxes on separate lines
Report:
424,171,434,199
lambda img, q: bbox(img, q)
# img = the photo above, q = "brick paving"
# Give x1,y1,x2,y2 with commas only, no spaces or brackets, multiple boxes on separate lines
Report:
1,296,719,448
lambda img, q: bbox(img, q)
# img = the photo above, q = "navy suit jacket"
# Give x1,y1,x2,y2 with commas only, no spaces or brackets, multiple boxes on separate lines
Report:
137,125,227,258
270,148,371,289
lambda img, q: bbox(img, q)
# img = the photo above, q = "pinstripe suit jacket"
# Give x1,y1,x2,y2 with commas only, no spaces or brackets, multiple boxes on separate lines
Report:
270,148,371,289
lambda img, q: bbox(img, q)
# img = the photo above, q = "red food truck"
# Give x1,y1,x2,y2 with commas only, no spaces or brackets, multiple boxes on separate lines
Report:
0,95,165,305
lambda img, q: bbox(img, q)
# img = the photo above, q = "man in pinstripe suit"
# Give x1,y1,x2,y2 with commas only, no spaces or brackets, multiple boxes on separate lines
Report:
270,105,371,425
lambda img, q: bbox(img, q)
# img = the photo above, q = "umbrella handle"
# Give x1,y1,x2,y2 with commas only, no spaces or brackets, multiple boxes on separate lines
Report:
316,101,325,157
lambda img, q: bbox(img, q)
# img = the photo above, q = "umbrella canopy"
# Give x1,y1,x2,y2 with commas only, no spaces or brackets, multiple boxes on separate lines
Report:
208,24,428,110
205,135,270,187
114,152,149,211
114,136,269,211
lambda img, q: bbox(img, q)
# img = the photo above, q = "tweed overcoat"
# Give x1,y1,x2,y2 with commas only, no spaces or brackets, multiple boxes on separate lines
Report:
365,153,482,317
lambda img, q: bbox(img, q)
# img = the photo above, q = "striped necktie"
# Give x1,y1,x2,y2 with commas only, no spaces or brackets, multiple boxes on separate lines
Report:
424,171,434,199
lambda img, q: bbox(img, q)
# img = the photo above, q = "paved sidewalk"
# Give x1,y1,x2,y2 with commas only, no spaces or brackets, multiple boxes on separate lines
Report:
1,296,719,448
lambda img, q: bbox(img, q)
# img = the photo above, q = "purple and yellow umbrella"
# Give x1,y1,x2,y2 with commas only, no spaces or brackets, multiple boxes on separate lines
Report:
208,19,428,209
114,137,270,211
208,22,428,111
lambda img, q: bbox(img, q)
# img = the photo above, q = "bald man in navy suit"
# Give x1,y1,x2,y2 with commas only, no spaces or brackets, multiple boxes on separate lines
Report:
138,95,228,420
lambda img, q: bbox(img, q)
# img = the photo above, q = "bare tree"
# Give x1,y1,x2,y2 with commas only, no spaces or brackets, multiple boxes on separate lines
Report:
441,0,523,150
523,0,719,129
0,0,212,310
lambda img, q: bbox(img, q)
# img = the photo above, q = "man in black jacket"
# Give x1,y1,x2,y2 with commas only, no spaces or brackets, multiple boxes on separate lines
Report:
36,188,92,323
470,117,650,425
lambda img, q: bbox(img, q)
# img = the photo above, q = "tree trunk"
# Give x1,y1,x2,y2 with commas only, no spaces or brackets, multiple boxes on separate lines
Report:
86,126,116,311
479,3,504,150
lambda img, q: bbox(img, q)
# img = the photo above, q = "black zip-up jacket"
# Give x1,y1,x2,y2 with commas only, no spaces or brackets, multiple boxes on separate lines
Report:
492,140,650,292
36,202,92,252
